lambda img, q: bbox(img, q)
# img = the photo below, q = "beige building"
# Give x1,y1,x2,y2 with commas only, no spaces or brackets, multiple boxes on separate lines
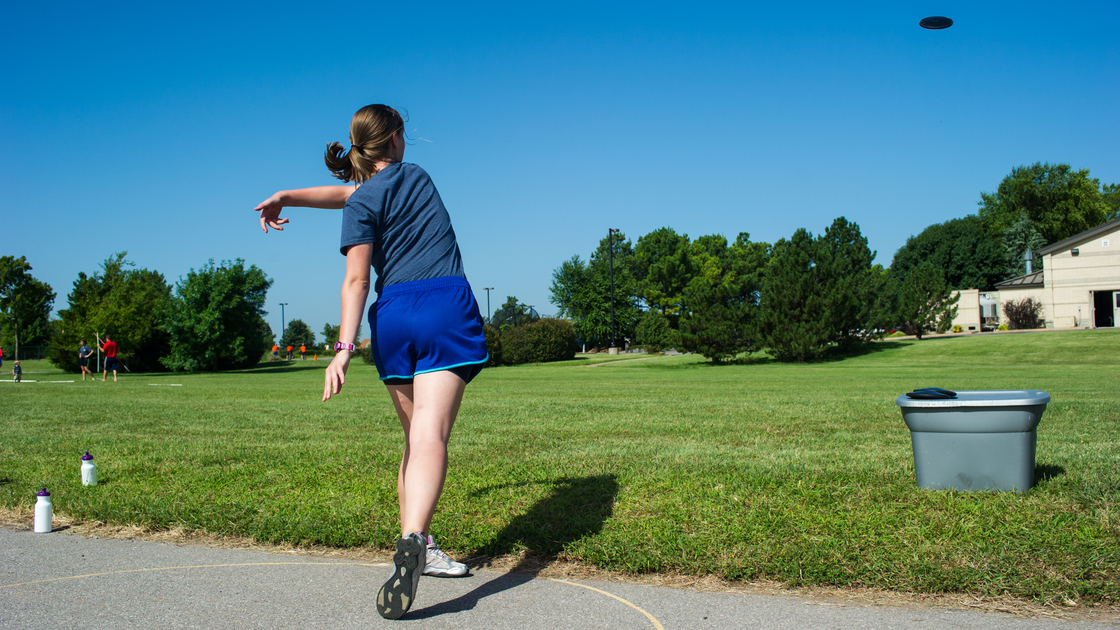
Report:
952,217,1120,330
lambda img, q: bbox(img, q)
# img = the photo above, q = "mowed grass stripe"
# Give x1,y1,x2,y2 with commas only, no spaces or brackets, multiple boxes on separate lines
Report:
1,330,1117,602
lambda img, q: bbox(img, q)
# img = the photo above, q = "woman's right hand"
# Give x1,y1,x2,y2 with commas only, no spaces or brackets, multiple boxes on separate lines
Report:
255,192,290,233
323,352,352,401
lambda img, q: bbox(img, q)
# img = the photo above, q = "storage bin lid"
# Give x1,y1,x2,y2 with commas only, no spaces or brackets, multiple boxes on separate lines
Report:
896,389,1050,408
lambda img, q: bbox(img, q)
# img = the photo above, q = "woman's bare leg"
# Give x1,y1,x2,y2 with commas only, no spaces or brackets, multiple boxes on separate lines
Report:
385,369,467,536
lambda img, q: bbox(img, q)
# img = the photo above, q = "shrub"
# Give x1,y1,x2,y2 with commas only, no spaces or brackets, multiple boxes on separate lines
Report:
483,324,502,367
634,310,676,353
952,324,963,333
998,323,1009,331
1003,298,1044,330
501,318,577,365
888,331,907,338
358,341,376,366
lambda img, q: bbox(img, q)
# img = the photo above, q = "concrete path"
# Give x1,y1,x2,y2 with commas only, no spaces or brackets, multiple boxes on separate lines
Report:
1,528,1114,630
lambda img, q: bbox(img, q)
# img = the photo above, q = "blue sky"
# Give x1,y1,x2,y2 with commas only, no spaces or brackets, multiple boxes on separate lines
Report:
3,1,1117,342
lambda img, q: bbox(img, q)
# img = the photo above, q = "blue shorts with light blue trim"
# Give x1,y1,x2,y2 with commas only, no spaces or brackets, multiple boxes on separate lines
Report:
368,276,488,385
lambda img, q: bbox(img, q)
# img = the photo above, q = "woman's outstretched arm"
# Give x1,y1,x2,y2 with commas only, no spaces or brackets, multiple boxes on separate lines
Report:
255,185,357,233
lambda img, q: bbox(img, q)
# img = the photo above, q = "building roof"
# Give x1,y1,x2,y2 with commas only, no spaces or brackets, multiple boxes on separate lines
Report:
994,270,1044,289
1039,216,1120,255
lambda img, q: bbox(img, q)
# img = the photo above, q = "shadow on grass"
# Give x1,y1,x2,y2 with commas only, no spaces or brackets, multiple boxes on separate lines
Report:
1034,463,1065,484
407,474,618,620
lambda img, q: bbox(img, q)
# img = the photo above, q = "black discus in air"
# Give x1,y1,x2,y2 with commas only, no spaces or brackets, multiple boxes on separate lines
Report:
919,16,953,29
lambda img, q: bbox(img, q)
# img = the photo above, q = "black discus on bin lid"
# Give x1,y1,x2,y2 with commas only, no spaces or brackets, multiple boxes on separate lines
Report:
896,390,1050,493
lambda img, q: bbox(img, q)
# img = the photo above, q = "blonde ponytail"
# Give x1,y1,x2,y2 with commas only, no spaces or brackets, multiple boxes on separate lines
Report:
324,104,405,184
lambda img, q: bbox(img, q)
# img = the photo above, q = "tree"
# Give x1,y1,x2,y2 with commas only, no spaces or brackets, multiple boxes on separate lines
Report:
47,253,171,372
677,233,768,362
161,259,272,371
757,219,882,361
633,227,692,320
1001,212,1047,277
322,323,340,349
757,229,833,361
1103,183,1120,222
0,256,56,358
549,232,641,348
491,296,538,329
978,163,1113,245
321,322,360,349
815,217,881,350
890,216,1007,290
891,262,959,340
280,319,315,350
634,310,676,353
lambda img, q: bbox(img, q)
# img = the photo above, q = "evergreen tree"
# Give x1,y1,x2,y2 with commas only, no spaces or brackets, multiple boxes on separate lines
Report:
677,233,768,362
757,229,832,361
816,217,881,349
891,262,959,339
634,310,676,353
634,227,692,320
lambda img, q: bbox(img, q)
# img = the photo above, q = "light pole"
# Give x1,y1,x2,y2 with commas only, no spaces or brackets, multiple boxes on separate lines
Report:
278,303,288,341
608,228,619,353
483,288,494,324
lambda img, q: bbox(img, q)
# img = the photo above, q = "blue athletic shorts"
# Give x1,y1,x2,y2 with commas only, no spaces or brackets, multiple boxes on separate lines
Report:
105,357,119,372
368,276,488,384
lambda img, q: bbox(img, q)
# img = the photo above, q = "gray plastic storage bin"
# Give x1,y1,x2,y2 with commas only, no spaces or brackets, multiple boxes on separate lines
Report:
896,390,1050,493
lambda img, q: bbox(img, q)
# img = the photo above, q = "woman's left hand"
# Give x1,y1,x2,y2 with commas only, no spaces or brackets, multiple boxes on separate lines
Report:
255,192,290,233
323,352,351,401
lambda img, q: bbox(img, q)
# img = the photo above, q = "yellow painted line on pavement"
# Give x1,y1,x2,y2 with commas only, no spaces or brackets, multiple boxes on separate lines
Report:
548,578,665,630
5,560,664,630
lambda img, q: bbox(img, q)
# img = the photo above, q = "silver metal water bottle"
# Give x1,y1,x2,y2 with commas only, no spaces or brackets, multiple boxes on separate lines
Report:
34,488,52,533
81,451,97,486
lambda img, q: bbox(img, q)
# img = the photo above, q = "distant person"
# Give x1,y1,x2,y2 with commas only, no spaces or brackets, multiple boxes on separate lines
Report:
99,335,119,382
286,345,293,360
79,339,94,380
0,346,4,369
255,104,487,620
272,344,279,359
300,344,307,360
12,360,22,382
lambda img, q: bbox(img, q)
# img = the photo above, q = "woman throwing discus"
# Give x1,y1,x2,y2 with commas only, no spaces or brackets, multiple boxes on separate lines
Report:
255,104,488,620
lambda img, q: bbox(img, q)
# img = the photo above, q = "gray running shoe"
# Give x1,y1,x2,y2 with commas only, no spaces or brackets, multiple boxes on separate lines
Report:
423,534,468,577
377,532,426,619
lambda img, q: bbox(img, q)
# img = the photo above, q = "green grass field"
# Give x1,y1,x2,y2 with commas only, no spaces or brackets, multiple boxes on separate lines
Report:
2,330,1118,604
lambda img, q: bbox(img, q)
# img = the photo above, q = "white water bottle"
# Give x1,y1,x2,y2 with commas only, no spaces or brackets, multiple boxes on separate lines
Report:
34,488,52,533
81,451,97,486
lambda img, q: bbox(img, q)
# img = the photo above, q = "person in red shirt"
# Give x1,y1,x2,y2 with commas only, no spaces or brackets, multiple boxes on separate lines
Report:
99,334,120,382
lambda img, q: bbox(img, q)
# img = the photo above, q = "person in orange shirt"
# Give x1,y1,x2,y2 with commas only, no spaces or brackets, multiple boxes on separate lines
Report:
272,344,279,359
299,344,307,360
286,345,293,360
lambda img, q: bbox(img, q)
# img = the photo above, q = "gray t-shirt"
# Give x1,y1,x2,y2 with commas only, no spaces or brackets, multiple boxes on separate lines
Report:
340,162,466,294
